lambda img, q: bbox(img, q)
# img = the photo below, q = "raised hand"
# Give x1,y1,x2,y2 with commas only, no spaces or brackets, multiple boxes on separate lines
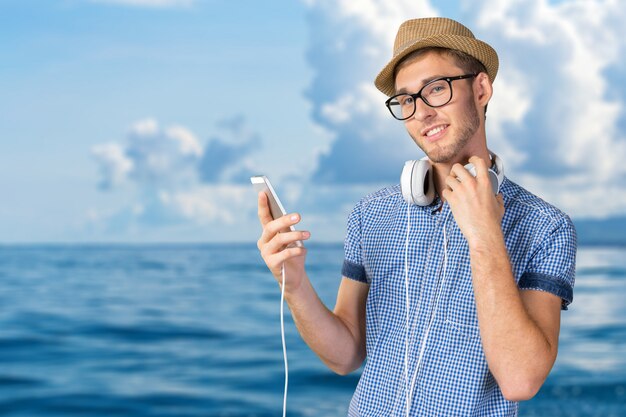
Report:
256,191,310,293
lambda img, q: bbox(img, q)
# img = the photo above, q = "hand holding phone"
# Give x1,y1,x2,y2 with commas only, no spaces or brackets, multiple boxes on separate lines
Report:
251,175,307,416
251,175,304,248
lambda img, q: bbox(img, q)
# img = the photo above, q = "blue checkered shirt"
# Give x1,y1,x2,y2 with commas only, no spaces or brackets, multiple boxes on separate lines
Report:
341,177,577,416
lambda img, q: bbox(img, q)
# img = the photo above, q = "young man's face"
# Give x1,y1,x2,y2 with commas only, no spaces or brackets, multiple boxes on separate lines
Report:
394,51,482,164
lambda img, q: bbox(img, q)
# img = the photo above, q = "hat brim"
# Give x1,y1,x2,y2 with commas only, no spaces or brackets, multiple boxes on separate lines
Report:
374,34,499,97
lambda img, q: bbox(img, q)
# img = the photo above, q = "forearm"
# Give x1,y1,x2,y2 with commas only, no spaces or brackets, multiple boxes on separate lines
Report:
284,274,366,375
469,234,557,401
255,196,366,375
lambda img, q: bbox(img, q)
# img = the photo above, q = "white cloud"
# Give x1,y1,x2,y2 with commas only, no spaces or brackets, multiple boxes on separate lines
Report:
517,173,626,219
485,69,532,168
131,118,159,136
471,0,626,217
197,115,261,184
158,185,250,225
91,142,134,189
89,118,259,236
166,125,204,157
303,0,626,220
304,0,437,185
89,0,194,8
116,118,202,187
320,83,388,125
86,0,626,242
313,0,437,47
83,183,257,242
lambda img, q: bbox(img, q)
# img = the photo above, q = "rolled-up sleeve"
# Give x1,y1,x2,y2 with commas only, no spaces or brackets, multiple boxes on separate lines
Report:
518,216,577,310
342,199,369,284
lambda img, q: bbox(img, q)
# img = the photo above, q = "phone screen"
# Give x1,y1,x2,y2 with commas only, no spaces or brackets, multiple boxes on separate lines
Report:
250,175,287,221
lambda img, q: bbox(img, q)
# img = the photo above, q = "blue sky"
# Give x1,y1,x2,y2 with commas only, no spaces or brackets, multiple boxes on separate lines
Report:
2,0,626,243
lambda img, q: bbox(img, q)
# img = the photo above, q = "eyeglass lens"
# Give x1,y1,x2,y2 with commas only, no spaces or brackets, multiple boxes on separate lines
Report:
388,79,452,120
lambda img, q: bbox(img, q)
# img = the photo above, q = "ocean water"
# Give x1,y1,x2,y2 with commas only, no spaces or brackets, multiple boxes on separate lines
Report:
0,243,624,417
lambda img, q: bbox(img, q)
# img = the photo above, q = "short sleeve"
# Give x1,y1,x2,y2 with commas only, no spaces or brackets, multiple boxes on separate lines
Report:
342,199,369,284
518,215,577,310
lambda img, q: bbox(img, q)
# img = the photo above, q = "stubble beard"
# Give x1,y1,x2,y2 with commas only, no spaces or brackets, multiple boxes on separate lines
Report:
410,94,481,164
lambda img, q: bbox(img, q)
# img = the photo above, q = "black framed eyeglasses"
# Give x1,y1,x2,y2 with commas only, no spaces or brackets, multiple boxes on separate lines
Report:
385,74,476,120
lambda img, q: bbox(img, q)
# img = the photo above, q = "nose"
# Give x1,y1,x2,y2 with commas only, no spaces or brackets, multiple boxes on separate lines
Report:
411,98,436,122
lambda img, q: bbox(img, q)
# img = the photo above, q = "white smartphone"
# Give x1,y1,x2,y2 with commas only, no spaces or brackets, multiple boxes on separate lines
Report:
251,175,303,247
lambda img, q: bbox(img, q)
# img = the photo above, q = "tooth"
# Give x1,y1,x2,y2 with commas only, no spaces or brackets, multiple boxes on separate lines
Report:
427,126,443,136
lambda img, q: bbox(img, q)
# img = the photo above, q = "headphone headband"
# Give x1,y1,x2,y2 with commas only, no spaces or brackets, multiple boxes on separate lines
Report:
401,152,504,206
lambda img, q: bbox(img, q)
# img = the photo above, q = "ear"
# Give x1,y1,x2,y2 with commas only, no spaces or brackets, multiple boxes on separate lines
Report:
473,72,493,110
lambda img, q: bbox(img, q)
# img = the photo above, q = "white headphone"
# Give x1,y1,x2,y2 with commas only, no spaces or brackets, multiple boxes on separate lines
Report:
400,152,504,205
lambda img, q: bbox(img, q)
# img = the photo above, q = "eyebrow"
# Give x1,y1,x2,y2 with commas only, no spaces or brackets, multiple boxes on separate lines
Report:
395,74,446,95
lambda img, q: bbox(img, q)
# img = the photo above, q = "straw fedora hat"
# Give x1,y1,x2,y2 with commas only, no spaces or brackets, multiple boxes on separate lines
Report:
374,17,499,97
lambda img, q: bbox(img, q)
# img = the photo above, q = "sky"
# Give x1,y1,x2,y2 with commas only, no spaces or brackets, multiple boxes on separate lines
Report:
1,0,626,243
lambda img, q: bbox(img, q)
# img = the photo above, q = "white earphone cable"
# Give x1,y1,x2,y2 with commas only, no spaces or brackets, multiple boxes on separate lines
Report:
404,201,411,417
407,211,451,403
280,264,288,417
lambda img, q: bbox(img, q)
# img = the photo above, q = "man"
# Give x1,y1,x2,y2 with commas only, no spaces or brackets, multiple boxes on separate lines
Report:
256,17,576,416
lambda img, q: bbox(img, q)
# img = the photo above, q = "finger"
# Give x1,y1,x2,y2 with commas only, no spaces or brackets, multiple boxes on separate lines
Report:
264,230,310,254
450,163,474,183
468,155,489,179
267,213,300,235
267,246,307,269
444,173,461,191
259,212,301,245
257,192,274,226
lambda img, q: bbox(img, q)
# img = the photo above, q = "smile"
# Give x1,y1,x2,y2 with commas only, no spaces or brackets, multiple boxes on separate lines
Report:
422,124,449,140
426,126,446,137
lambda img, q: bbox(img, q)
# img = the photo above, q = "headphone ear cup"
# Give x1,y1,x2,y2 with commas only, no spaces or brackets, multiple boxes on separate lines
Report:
491,152,504,193
487,169,499,195
401,159,435,206
400,161,416,204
